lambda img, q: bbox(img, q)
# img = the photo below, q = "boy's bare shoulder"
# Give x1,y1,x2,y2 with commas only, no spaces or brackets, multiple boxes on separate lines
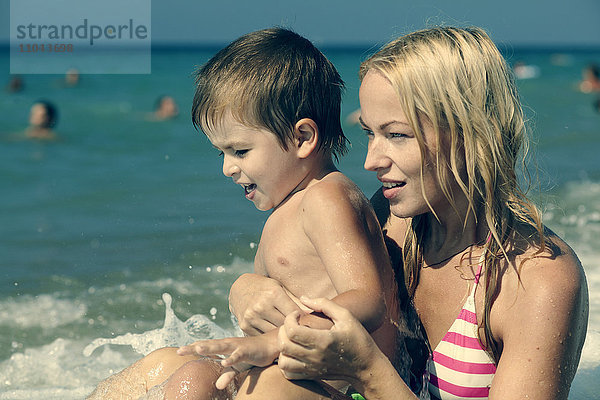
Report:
301,171,369,211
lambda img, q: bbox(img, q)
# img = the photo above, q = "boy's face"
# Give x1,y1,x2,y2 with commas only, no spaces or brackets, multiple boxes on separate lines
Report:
207,114,304,211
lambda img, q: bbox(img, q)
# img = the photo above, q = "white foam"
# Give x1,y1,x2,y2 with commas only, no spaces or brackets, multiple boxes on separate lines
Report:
0,338,121,400
0,295,86,328
1,292,239,400
578,329,600,370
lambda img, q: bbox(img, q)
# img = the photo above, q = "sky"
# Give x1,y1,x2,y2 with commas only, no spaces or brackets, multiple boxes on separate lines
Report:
1,0,600,48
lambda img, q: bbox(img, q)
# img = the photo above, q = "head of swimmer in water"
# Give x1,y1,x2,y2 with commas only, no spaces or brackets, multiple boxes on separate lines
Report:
29,100,58,129
191,27,348,162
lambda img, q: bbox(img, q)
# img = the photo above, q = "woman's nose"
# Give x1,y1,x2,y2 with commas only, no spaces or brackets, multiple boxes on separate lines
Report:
363,137,389,172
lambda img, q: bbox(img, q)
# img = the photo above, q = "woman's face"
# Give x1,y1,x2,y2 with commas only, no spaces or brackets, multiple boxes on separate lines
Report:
360,70,450,219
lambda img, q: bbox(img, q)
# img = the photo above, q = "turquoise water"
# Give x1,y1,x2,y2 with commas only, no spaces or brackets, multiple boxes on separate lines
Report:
1,48,599,398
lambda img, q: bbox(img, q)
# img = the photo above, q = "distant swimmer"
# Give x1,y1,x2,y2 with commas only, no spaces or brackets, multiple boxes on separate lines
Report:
64,68,80,87
579,64,600,93
6,75,24,93
25,100,58,141
513,61,539,80
151,95,179,120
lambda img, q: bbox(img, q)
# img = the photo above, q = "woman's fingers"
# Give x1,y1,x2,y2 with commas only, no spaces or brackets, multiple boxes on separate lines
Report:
277,354,311,380
277,299,380,382
278,319,317,358
298,297,355,325
279,311,332,357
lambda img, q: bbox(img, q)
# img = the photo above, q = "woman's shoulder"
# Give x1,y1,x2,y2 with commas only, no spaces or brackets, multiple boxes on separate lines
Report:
492,224,588,338
510,225,585,288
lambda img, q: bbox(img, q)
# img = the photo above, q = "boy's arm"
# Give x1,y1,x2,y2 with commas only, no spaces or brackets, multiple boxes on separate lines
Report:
229,273,302,335
300,181,390,332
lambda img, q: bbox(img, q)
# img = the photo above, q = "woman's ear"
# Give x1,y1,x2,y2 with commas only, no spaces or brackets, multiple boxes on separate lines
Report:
294,118,319,159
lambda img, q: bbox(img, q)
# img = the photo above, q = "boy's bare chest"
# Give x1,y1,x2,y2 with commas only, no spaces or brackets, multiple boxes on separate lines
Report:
254,213,335,299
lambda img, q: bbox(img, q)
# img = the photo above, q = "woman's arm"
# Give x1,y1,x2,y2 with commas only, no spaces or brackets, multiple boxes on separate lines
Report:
488,241,588,399
277,297,417,399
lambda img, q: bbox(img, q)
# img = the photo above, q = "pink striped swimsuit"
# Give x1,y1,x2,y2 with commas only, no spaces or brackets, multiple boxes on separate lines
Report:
425,251,496,400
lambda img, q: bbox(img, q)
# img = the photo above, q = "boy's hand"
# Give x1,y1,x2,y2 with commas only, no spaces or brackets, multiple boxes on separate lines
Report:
229,273,302,335
177,330,280,389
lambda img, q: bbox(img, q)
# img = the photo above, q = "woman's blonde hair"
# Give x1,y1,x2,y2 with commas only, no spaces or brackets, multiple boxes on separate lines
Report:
360,27,548,362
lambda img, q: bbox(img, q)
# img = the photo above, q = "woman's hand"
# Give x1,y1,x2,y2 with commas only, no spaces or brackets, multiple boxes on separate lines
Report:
177,330,280,389
276,297,381,383
229,273,303,336
278,297,418,400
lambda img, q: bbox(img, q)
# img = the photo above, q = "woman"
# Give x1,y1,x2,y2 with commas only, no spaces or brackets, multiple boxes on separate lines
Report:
221,27,589,399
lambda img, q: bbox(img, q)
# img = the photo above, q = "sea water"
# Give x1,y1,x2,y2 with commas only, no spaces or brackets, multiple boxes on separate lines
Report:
0,47,599,399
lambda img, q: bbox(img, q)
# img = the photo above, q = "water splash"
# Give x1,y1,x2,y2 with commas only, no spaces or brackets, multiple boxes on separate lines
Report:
84,293,233,358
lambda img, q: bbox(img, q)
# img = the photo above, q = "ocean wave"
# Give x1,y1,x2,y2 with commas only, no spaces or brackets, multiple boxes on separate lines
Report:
0,295,86,329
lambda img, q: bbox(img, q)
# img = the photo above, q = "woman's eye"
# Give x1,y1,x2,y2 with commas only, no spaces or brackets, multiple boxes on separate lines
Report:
234,149,248,157
390,132,409,139
362,128,374,137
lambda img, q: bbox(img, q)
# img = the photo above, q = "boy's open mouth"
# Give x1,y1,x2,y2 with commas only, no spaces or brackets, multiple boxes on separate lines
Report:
243,184,257,196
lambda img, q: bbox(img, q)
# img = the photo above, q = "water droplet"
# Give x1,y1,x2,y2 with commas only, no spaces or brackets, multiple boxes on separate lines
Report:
206,267,212,272
210,307,217,316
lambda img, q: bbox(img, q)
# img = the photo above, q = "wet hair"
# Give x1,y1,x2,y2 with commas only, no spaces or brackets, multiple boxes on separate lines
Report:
586,64,600,79
154,95,169,110
192,27,348,160
360,27,551,363
35,100,58,128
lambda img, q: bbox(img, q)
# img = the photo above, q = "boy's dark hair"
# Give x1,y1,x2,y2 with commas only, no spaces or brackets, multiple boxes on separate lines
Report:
192,27,348,160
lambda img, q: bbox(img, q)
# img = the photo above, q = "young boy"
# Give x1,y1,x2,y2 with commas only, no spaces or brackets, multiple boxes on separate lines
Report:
87,28,399,400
